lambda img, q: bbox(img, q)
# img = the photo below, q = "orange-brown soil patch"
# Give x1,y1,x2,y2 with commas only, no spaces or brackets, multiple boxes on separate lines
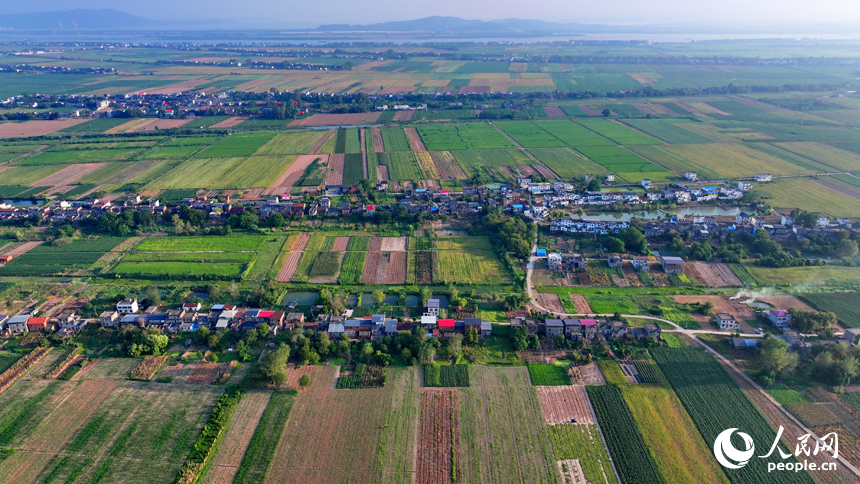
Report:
536,385,593,424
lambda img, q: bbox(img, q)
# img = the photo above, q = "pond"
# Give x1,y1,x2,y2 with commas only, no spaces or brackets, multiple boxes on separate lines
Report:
2,200,37,206
281,292,319,306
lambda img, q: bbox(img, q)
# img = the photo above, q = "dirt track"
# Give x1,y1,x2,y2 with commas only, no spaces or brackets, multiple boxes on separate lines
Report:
405,127,427,151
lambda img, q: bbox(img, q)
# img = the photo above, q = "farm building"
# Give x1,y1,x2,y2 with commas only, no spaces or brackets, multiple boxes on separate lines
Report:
843,328,860,346
26,317,52,332
716,313,739,330
99,311,119,327
661,256,685,274
536,248,547,257
424,299,441,317
6,315,29,334
607,254,623,268
0,255,13,265
737,181,753,191
116,298,139,314
545,319,565,338
632,256,651,271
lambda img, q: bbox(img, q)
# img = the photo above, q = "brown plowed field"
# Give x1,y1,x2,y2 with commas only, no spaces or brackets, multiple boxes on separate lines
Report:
385,252,407,284
362,251,381,284
265,154,327,195
240,188,265,201
376,165,390,181
517,165,538,176
405,127,427,151
277,232,310,282
570,294,593,313
536,293,564,313
536,385,593,424
759,295,814,312
380,237,407,252
579,104,605,116
533,164,559,180
611,274,629,287
394,110,415,121
186,362,233,385
0,119,88,138
416,251,432,284
430,151,466,179
290,112,381,126
687,262,742,286
416,389,459,484
144,79,208,95
370,127,384,152
332,236,350,251
104,119,148,134
675,102,712,118
326,154,345,185
209,117,248,129
368,237,383,252
543,106,566,117
0,379,117,484
632,103,659,115
569,363,605,385
202,391,272,484
129,118,193,132
374,252,391,284
621,264,643,286
1,241,42,257
673,295,756,320
281,364,318,390
32,163,107,187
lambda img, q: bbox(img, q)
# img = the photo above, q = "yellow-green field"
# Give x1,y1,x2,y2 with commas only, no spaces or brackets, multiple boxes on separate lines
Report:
755,177,860,217
146,156,297,189
744,263,860,286
630,143,811,179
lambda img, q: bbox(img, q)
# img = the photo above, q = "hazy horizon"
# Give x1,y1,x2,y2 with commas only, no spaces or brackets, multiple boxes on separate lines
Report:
3,1,860,30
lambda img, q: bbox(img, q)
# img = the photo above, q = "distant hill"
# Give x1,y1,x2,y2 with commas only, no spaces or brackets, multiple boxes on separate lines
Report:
316,16,582,34
0,9,157,30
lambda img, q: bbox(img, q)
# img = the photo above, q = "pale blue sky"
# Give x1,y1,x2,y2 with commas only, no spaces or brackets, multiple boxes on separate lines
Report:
3,0,859,28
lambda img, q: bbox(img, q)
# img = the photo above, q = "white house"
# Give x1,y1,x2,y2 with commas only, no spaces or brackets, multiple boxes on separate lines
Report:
764,309,792,329
755,174,773,182
605,174,615,182
423,299,440,317
685,172,697,181
716,313,739,330
817,217,830,228
116,298,139,314
735,212,752,225
738,181,753,192
641,179,652,189
781,215,794,226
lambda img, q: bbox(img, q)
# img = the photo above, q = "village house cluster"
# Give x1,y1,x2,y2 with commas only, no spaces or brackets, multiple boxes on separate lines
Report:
544,318,662,343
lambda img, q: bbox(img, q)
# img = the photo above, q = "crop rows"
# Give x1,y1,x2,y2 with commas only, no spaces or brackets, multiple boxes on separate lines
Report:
424,364,470,387
137,236,265,252
632,360,664,384
380,127,412,151
338,251,367,284
129,356,169,381
342,153,364,186
586,385,663,484
651,348,814,484
309,251,342,278
0,347,52,394
801,292,860,328
416,124,515,151
175,388,244,484
193,131,276,158
548,424,619,484
377,152,422,181
528,364,571,386
432,250,510,285
233,391,298,484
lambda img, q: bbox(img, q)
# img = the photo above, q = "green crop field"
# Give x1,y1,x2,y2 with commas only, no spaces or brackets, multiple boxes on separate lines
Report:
529,147,609,178
347,236,371,251
164,136,221,146
549,424,619,484
136,236,266,252
193,131,277,158
434,236,493,250
342,153,364,186
755,177,860,217
123,252,255,262
801,292,860,327
623,120,715,144
744,263,860,287
452,149,535,177
291,251,318,282
112,261,245,277
577,119,663,145
575,145,673,182
652,348,815,484
630,143,809,179
380,127,411,151
496,122,567,148
534,120,615,146
338,251,367,284
376,152,422,181
587,385,663,484
143,145,203,159
16,148,138,165
0,165,66,185
309,251,343,278
527,364,570,385
424,364,471,387
147,155,297,189
767,142,860,172
0,238,125,276
416,124,515,150
246,237,287,281
232,391,297,484
254,130,327,155
432,250,510,284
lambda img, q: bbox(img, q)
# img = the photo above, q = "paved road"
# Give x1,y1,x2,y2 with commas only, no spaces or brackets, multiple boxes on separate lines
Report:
526,236,764,338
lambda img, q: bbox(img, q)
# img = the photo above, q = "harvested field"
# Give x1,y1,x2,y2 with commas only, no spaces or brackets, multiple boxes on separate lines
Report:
533,164,559,180
281,364,318,390
579,104,605,116
415,251,432,284
368,237,383,252
0,379,117,484
430,151,467,179
0,119,88,138
210,117,249,129
311,129,336,154
362,251,382,284
536,385,594,425
377,165,390,181
332,236,350,251
325,153,345,185
759,295,815,311
265,154,327,195
32,163,106,187
570,294,593,313
394,110,415,121
611,274,629,287
371,127,385,152
104,119,146,134
276,232,310,283
569,363,605,385
186,362,234,385
381,237,407,252
543,106,566,117
405,127,427,151
416,389,459,484
290,113,381,127
158,363,193,383
129,118,193,132
385,252,407,284
672,295,756,320
687,262,742,287
536,293,565,313
202,392,272,484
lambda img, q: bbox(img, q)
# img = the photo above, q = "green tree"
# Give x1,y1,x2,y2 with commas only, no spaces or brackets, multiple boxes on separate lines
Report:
257,323,270,339
448,333,463,360
372,290,385,305
299,374,311,387
837,239,859,258
759,335,798,379
420,287,432,306
602,236,624,253
260,344,291,385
